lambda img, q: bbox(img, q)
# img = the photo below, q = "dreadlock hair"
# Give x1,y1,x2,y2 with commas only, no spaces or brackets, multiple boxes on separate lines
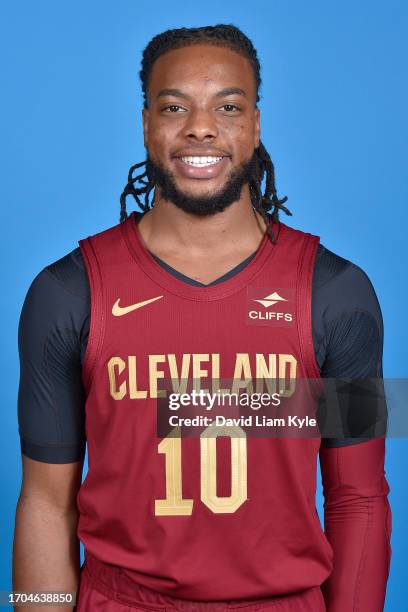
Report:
119,24,292,244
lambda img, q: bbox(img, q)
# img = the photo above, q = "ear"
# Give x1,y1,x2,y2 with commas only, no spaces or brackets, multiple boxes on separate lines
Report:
142,108,149,148
254,106,260,149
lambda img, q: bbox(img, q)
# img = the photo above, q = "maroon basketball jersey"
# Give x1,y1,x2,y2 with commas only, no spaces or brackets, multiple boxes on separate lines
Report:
77,211,333,601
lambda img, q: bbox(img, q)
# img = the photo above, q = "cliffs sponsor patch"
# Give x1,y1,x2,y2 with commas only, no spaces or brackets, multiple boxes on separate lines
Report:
246,286,296,327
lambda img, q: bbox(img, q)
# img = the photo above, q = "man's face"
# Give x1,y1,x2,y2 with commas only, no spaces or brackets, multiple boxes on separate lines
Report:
142,44,260,215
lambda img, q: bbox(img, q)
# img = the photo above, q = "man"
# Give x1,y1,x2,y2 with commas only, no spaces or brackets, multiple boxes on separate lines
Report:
14,24,391,612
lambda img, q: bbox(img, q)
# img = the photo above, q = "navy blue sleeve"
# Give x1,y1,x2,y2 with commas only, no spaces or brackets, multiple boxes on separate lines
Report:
313,246,386,448
17,249,89,463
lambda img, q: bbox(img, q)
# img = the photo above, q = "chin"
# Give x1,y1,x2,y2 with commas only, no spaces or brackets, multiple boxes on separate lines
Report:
174,179,224,197
175,177,227,188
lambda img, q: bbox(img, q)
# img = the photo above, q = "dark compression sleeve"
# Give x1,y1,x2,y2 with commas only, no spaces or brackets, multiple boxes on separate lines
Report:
17,248,88,463
314,248,391,610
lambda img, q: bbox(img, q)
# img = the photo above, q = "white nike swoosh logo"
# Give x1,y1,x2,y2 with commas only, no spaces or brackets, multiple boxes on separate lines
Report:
112,295,164,316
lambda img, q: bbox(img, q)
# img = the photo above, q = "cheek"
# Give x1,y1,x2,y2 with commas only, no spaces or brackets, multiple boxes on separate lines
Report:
147,120,179,151
229,124,257,158
147,126,171,153
221,117,256,142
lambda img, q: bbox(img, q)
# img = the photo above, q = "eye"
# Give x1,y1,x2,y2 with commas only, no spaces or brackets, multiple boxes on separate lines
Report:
220,104,240,112
163,105,185,113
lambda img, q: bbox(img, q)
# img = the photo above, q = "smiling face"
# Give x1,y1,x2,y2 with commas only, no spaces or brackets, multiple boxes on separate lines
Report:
142,43,261,215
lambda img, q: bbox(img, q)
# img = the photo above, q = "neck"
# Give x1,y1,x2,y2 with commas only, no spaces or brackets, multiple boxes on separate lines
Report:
137,186,269,257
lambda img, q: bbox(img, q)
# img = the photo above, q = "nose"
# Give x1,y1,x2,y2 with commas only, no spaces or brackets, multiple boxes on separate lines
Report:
182,108,219,141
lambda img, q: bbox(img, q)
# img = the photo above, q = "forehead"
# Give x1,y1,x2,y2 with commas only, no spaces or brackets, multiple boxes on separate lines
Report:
147,44,256,101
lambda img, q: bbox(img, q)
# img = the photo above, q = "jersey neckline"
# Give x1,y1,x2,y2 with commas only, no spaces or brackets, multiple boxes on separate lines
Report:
121,210,281,301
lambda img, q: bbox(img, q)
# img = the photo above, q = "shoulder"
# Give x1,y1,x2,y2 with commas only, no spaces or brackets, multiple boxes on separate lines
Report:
313,243,383,324
22,247,88,310
19,248,89,349
312,243,384,379
280,219,383,320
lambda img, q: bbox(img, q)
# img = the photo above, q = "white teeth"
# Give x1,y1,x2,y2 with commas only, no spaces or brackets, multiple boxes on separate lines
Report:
180,156,224,167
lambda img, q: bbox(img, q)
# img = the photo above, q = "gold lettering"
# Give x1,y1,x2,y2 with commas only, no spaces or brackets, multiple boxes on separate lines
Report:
201,424,247,514
255,353,277,393
192,354,209,393
155,427,194,516
108,356,126,400
231,353,253,394
279,354,297,396
107,353,298,401
149,354,166,398
128,355,147,399
167,353,191,394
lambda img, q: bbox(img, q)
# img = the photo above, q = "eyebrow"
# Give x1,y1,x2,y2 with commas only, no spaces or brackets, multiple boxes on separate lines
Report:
156,87,247,100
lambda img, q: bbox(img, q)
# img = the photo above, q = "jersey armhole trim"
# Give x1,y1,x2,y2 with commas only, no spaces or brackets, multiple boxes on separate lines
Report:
297,233,323,382
78,236,105,395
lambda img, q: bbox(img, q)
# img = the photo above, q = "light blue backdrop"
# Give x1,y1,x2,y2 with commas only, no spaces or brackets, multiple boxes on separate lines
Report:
0,1,406,610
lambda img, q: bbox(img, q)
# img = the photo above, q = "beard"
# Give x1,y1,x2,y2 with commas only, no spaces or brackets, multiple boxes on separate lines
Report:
145,150,258,216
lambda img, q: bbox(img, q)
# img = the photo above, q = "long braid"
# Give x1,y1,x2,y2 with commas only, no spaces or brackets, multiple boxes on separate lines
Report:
250,142,292,244
119,161,152,223
119,24,292,243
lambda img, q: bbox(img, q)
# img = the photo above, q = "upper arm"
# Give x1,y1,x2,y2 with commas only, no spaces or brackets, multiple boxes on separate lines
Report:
17,249,89,464
313,250,386,448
